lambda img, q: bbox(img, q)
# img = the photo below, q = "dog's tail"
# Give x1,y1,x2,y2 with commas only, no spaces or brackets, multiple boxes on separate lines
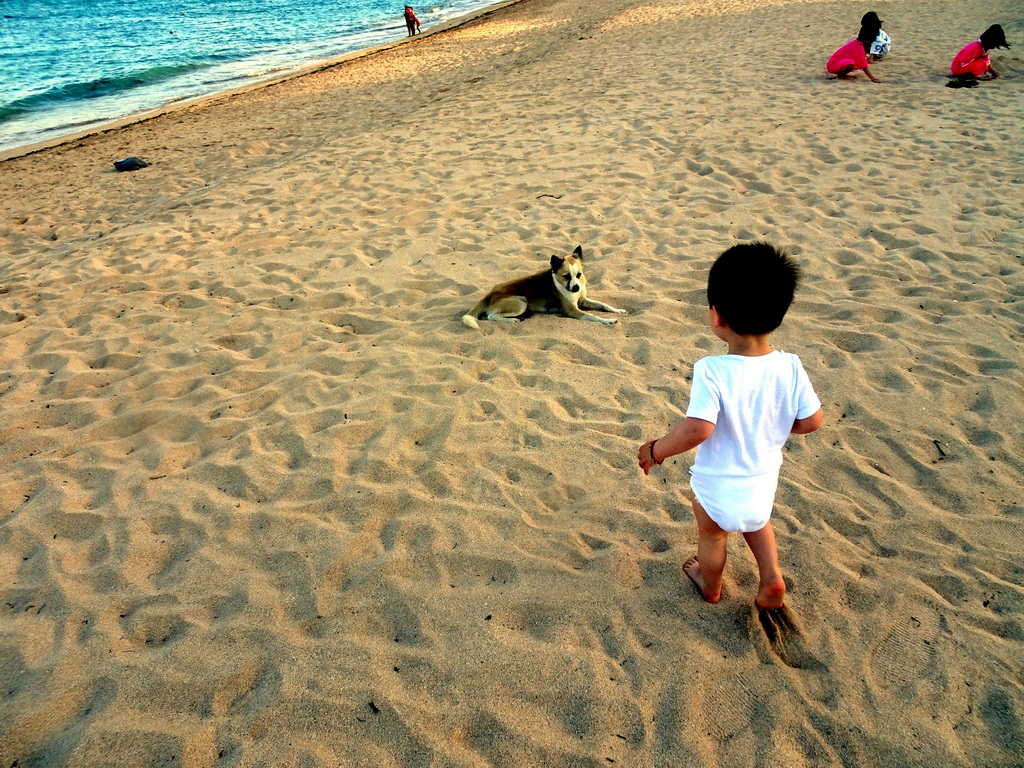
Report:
461,299,487,330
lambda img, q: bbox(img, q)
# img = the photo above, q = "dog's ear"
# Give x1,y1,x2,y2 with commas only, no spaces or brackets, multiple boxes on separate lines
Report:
550,254,565,270
572,245,583,259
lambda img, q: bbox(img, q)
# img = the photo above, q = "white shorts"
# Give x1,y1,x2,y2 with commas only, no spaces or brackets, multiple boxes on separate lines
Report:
689,471,778,533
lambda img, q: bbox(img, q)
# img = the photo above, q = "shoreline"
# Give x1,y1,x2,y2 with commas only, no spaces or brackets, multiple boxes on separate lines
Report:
0,0,527,163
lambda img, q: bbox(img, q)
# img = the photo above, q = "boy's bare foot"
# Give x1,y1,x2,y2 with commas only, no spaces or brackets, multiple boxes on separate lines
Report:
683,556,721,603
755,578,786,610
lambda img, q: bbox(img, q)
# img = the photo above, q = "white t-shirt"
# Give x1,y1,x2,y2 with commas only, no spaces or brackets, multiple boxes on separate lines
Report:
684,351,820,531
686,351,821,479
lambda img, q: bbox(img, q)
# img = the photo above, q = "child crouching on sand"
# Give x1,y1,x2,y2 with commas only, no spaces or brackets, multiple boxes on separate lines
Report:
638,243,823,610
951,24,1010,80
826,18,883,83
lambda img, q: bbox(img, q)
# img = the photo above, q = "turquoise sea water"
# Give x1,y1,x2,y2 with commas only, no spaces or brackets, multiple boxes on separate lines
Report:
0,0,498,154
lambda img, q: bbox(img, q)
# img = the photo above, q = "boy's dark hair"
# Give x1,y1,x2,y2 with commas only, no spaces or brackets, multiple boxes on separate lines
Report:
707,242,801,335
980,25,1010,51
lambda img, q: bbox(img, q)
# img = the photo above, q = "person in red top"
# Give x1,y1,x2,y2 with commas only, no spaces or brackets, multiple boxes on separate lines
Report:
952,25,1010,79
404,6,421,36
826,18,882,82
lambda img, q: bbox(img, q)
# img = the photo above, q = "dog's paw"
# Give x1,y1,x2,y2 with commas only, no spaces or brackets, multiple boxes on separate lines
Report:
610,308,627,314
602,318,619,325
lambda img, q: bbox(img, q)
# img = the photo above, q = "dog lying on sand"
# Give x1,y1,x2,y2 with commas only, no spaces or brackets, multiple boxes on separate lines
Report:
462,246,626,328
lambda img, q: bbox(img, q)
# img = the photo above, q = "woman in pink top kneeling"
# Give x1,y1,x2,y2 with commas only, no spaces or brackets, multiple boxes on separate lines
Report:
827,18,882,82
952,25,1010,79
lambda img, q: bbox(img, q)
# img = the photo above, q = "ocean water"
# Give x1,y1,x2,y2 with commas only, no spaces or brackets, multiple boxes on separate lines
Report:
0,0,499,154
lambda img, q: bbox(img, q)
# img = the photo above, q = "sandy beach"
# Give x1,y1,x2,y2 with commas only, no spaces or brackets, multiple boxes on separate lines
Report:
2,0,1023,764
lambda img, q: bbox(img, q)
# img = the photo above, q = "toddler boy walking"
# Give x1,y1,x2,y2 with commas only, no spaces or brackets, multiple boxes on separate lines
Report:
638,243,823,610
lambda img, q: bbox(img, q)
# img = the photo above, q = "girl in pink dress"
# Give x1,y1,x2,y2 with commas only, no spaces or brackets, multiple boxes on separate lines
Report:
952,25,1010,79
826,16,883,82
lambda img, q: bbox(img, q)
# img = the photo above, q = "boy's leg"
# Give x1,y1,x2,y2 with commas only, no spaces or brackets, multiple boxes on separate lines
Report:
684,498,728,603
741,522,786,609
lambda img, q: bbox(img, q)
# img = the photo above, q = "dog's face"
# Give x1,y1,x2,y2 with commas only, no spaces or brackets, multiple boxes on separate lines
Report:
551,247,586,294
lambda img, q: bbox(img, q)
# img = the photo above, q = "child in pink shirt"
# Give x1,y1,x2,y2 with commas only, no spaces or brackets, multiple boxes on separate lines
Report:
826,20,882,82
952,25,1010,79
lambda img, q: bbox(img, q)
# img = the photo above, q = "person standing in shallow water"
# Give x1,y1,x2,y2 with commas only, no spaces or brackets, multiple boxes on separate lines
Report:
404,6,421,36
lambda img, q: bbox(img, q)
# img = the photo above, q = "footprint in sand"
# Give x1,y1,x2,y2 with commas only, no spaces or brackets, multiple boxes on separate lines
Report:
755,605,826,672
684,557,825,670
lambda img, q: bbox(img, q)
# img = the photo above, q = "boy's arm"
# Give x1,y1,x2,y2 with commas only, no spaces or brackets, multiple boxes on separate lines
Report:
791,407,824,434
638,417,714,476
